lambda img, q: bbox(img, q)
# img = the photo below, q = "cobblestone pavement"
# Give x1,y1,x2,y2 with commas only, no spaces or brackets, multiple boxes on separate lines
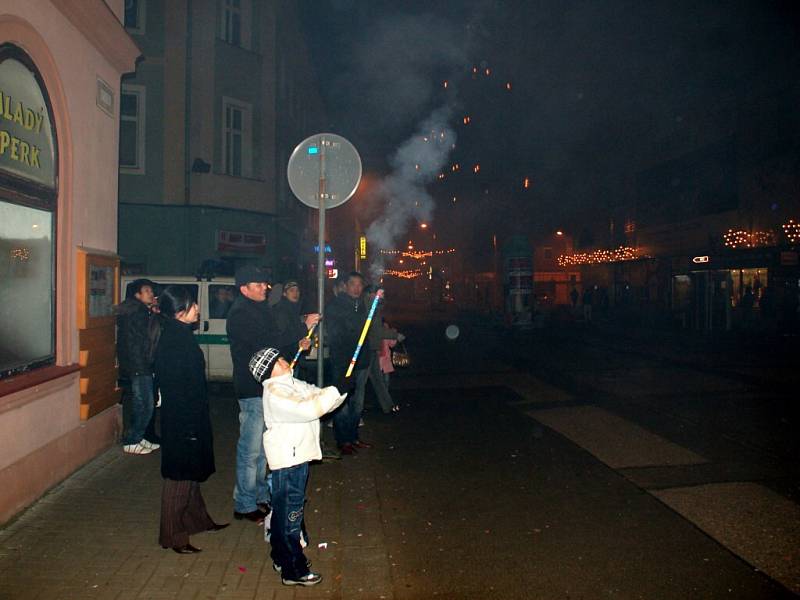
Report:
1,364,796,599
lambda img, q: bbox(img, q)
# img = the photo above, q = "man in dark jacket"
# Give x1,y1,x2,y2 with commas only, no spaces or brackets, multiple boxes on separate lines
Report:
324,271,372,455
272,280,309,366
117,278,160,455
226,266,319,522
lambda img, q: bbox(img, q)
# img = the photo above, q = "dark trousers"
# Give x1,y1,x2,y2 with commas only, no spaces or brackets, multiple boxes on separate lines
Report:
332,367,368,446
270,463,310,579
121,375,156,445
159,479,215,548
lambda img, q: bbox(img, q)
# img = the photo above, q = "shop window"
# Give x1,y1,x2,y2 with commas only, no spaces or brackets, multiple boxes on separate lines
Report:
124,0,146,34
730,268,768,308
222,97,252,178
0,45,58,380
0,201,55,377
119,85,146,174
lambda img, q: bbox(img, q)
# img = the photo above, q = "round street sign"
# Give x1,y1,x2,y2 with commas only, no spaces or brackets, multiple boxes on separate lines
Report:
287,133,362,209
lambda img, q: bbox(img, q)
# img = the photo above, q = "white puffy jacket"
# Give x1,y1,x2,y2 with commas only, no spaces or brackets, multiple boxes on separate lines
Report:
261,373,346,470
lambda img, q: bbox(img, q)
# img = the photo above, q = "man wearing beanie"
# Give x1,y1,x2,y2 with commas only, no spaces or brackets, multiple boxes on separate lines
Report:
249,347,346,587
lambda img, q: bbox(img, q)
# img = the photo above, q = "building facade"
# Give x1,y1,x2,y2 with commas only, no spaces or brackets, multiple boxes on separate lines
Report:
0,0,138,522
117,0,327,282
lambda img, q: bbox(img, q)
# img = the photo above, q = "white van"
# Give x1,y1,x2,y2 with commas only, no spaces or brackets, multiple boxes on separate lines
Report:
120,275,237,381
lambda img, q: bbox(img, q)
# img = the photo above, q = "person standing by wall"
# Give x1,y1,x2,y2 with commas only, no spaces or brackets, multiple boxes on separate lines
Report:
227,266,319,523
116,278,161,455
151,286,228,553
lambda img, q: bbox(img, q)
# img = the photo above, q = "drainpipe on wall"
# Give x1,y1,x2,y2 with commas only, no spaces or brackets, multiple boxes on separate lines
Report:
183,0,193,274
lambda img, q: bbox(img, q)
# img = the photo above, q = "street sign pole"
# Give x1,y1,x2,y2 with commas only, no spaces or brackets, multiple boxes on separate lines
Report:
286,132,362,390
317,137,326,387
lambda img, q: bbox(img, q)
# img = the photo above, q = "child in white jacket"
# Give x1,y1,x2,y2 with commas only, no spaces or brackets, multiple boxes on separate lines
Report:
248,347,346,587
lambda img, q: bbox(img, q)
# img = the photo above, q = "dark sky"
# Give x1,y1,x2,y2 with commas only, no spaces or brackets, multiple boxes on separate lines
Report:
298,1,800,251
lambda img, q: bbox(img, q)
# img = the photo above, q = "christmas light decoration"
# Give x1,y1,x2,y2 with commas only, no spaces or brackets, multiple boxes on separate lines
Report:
722,229,776,249
10,248,30,261
383,269,422,279
557,246,639,267
381,248,456,257
782,219,800,244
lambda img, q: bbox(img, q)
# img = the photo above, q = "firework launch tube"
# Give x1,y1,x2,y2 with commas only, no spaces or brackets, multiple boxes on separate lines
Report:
289,320,320,370
345,289,383,378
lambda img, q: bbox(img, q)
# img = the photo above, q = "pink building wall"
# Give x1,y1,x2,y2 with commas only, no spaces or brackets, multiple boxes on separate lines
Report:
0,0,138,523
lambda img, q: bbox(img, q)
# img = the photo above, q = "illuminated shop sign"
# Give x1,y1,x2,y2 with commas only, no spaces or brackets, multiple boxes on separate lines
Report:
0,56,56,188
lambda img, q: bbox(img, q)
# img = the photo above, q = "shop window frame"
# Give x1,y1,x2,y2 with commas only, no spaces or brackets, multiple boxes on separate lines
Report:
0,44,59,382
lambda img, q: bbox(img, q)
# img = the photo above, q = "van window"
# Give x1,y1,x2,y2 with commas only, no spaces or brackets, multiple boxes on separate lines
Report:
209,284,239,319
136,283,199,308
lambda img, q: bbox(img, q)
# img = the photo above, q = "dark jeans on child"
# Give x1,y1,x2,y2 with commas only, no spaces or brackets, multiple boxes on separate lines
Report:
270,462,310,579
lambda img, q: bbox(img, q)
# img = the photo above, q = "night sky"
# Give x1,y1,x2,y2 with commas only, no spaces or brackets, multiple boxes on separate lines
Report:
298,1,800,256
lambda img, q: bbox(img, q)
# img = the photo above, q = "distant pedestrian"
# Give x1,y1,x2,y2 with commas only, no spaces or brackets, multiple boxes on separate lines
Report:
249,347,346,586
570,287,579,308
740,285,755,330
582,287,593,323
116,278,161,455
365,286,403,414
151,286,228,554
325,271,372,455
378,323,400,411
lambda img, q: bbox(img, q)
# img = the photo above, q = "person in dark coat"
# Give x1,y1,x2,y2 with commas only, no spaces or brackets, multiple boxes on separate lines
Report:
152,286,228,554
324,271,372,454
226,266,319,523
272,281,309,360
116,278,160,454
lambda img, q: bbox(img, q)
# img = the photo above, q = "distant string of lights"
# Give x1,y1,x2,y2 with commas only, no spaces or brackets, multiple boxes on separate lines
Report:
381,248,456,258
382,269,422,279
722,219,799,248
557,246,639,267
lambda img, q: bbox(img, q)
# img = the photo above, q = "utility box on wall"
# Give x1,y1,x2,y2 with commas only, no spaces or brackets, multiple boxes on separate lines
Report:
77,248,121,420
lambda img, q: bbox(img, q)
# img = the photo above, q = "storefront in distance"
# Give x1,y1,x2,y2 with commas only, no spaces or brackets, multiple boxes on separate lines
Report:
0,1,138,523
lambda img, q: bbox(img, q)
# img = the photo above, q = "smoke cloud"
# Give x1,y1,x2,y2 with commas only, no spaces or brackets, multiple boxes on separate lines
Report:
366,107,456,279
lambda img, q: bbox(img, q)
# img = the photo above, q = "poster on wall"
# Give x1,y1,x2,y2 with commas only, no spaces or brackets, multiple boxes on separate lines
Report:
88,264,115,318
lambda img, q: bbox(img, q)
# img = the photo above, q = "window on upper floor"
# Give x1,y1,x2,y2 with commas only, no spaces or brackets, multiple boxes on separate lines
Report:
119,85,146,174
543,247,553,259
124,0,146,34
222,97,252,178
220,0,251,49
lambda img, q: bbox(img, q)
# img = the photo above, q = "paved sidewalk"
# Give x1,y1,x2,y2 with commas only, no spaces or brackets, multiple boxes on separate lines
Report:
0,392,393,600
1,377,796,599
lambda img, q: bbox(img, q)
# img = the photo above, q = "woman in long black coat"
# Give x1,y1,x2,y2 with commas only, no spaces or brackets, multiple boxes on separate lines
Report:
152,286,227,553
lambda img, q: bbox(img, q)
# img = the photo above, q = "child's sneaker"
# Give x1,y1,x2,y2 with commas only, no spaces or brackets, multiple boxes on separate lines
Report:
282,572,322,587
272,559,312,573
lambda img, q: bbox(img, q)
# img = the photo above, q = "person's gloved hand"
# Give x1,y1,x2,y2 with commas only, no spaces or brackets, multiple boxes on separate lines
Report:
397,333,406,342
335,373,357,394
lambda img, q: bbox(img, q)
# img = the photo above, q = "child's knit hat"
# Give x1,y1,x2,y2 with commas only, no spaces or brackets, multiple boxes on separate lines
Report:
249,347,281,383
